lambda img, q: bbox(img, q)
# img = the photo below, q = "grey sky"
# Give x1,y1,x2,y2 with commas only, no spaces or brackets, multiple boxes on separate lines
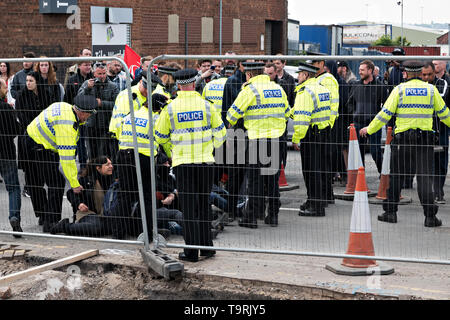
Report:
288,0,450,26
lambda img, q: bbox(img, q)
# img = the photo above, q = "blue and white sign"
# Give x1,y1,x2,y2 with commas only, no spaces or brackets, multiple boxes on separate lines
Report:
178,111,204,123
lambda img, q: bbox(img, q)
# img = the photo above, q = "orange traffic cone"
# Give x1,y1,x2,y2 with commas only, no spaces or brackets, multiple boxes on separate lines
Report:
342,167,377,268
376,127,393,200
279,164,288,187
326,166,394,275
278,164,299,191
344,124,364,195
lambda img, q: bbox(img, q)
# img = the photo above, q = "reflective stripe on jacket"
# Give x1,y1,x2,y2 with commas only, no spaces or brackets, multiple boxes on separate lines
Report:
368,79,450,135
317,72,339,127
109,85,146,138
202,77,228,110
118,107,159,157
155,90,226,167
26,102,81,188
292,78,332,144
226,74,290,139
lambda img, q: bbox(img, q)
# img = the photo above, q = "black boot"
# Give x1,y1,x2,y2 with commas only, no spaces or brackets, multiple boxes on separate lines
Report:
424,216,442,227
50,218,69,234
378,212,397,223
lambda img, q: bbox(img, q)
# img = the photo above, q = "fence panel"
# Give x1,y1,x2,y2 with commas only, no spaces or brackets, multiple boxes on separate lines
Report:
148,55,450,265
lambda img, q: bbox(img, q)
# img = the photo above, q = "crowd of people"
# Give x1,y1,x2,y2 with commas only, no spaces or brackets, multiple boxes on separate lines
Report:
0,47,449,262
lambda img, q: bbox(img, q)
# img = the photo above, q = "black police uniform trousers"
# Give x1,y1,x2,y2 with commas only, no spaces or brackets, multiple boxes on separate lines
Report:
174,164,215,258
300,126,330,211
217,129,247,219
324,126,334,201
246,138,281,222
383,129,438,217
23,135,66,224
111,149,154,238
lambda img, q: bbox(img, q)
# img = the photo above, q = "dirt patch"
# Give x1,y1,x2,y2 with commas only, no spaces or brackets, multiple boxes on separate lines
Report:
0,254,407,300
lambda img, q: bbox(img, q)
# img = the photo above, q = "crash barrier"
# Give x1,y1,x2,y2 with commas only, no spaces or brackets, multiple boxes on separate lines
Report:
146,54,450,266
0,55,449,271
0,56,152,250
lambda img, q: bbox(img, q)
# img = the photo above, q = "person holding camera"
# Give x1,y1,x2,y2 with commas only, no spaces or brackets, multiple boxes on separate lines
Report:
195,59,221,94
76,62,119,160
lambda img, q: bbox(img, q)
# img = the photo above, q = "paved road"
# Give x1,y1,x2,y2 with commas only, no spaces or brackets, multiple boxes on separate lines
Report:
1,149,448,263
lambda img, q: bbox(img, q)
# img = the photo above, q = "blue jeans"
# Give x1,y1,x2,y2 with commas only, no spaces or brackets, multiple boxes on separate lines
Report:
0,159,21,220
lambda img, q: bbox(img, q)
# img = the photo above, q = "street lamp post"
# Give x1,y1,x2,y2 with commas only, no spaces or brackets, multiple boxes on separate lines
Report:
397,1,404,47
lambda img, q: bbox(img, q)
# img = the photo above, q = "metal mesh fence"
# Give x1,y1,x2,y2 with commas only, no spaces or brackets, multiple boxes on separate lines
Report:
0,54,449,265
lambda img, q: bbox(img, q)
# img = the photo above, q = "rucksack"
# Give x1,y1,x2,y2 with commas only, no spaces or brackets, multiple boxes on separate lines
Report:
103,181,120,216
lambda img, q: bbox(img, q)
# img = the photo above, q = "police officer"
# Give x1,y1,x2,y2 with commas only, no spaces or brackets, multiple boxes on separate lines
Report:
109,71,160,141
360,60,450,227
154,65,180,101
292,62,332,216
202,65,235,111
25,95,97,232
155,68,226,262
226,62,291,228
112,76,168,239
310,56,339,205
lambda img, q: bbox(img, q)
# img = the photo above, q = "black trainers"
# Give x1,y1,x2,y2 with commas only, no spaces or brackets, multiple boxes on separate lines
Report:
300,200,310,211
9,217,23,238
424,216,442,227
377,212,397,223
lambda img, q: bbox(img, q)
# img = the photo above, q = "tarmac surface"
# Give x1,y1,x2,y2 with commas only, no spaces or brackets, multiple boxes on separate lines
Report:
0,149,449,300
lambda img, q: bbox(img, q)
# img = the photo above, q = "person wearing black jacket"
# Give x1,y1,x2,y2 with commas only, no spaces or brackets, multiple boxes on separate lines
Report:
15,72,52,169
347,60,389,174
51,156,114,237
64,62,93,105
0,79,23,237
220,60,247,220
326,61,352,185
76,62,119,160
422,62,450,204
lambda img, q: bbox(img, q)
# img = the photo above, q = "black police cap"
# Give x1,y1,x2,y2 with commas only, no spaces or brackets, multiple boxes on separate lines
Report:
158,66,179,75
402,60,424,72
297,61,319,73
173,68,198,85
241,62,265,71
305,50,325,62
223,65,236,74
73,95,97,113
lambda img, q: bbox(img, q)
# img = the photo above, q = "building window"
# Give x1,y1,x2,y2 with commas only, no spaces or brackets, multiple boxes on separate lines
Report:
201,17,214,43
168,14,179,43
233,19,241,43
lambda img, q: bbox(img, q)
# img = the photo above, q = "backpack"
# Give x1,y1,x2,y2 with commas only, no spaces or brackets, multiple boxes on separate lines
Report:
103,181,120,216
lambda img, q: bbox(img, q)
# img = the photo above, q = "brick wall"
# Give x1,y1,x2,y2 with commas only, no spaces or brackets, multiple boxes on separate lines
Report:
1,0,287,75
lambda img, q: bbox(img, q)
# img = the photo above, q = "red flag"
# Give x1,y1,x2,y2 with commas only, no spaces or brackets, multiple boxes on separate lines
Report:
124,45,141,79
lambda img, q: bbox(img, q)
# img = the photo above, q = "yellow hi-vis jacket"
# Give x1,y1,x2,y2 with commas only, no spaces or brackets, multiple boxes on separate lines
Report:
317,72,339,127
291,78,332,144
154,90,226,167
26,102,81,188
226,74,290,140
202,77,228,110
118,107,159,157
154,84,172,102
109,84,147,139
367,79,450,135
